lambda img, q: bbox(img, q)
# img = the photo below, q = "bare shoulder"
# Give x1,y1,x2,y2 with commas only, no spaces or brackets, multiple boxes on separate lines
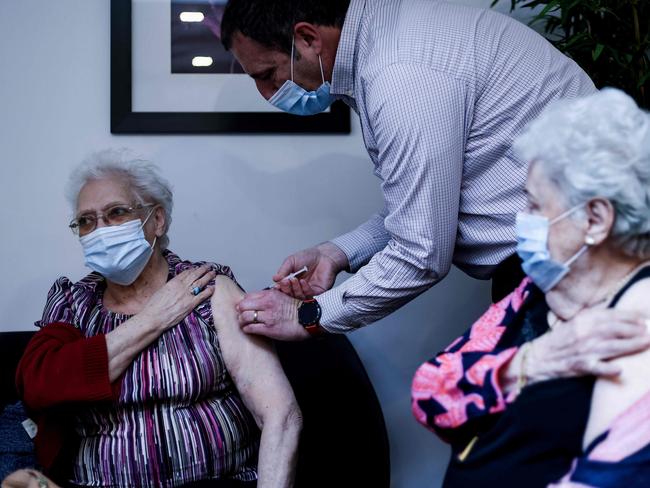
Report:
604,276,650,389
213,274,244,297
210,275,244,324
584,277,650,447
614,276,650,316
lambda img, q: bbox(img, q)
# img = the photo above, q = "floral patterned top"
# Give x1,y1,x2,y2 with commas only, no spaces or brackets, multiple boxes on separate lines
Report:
412,269,650,487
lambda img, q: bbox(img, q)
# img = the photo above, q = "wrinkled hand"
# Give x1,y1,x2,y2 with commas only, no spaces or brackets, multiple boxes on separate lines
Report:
273,242,348,300
2,470,59,488
237,289,310,341
140,264,216,332
527,308,650,381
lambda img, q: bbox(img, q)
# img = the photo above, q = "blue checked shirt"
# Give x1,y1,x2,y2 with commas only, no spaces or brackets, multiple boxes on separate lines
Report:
317,0,596,333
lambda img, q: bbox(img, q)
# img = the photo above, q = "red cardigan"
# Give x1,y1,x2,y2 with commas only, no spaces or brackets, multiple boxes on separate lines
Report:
16,323,122,473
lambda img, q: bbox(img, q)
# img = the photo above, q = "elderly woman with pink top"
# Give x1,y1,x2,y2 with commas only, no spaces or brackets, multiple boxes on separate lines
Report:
412,89,650,488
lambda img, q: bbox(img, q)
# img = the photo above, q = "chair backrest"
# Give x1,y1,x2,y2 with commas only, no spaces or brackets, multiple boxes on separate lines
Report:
0,332,35,408
0,331,390,487
277,335,391,488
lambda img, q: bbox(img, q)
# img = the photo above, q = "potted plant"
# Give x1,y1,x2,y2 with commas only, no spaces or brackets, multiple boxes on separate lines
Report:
492,0,649,108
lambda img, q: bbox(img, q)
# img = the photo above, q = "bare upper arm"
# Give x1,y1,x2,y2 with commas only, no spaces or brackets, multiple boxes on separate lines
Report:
210,275,298,426
584,279,650,448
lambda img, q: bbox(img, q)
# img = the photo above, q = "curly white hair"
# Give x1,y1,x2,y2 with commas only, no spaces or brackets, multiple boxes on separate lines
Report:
514,88,650,259
66,149,174,249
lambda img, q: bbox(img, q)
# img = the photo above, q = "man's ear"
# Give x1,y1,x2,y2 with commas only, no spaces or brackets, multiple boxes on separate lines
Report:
293,22,323,55
585,197,615,245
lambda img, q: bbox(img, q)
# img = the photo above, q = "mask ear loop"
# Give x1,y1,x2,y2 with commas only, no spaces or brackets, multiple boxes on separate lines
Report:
318,55,325,84
140,206,156,229
550,203,585,225
563,244,588,267
140,206,160,249
290,36,295,82
291,35,325,84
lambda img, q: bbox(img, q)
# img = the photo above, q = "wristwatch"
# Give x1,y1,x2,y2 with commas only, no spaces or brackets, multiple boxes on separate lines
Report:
297,298,324,336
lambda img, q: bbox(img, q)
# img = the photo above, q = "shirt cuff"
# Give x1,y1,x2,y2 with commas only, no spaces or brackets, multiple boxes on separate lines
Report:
83,334,121,402
317,285,358,334
330,227,388,273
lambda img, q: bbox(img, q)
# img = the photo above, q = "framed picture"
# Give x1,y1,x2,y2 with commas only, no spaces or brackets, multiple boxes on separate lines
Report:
111,0,351,134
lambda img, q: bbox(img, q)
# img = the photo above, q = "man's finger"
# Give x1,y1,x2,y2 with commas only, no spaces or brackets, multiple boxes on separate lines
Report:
601,335,650,359
276,280,293,296
289,278,307,300
273,257,296,282
238,291,270,309
299,279,316,297
238,310,266,325
588,360,622,377
242,322,273,337
595,320,647,339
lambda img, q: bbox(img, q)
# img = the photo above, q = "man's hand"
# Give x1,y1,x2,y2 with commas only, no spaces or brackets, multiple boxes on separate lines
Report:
273,242,349,299
500,308,650,396
237,289,311,341
528,308,650,381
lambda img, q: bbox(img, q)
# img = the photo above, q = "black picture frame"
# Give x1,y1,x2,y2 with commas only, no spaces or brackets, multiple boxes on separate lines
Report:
110,0,351,134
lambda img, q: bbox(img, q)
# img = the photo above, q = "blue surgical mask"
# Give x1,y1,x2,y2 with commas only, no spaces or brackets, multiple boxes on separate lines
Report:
80,211,157,286
268,37,336,116
516,205,588,292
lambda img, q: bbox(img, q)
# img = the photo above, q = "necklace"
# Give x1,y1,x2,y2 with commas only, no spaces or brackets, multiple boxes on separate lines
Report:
547,260,650,329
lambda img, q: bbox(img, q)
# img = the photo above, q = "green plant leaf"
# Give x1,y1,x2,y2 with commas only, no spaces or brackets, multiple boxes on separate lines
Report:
490,0,650,108
592,44,605,61
637,72,650,89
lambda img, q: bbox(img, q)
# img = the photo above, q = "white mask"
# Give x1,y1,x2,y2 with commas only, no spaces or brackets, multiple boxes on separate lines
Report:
268,36,335,116
80,214,157,286
515,205,587,292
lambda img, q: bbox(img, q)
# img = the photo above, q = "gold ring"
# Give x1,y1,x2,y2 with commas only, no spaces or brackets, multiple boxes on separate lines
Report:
253,310,258,323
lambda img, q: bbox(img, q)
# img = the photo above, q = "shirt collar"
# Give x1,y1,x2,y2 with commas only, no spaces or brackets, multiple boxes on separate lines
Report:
331,0,365,99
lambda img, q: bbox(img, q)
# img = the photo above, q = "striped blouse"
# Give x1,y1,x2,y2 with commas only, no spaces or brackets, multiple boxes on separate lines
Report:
36,250,259,488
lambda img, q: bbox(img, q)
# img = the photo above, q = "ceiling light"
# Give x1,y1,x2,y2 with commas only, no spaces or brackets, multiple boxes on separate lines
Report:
180,12,205,22
192,56,214,67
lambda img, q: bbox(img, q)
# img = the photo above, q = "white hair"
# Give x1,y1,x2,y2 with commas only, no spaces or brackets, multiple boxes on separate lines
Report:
514,88,650,259
66,149,174,249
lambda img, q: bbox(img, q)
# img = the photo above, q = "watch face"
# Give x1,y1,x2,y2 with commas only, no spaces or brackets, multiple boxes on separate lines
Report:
298,300,321,327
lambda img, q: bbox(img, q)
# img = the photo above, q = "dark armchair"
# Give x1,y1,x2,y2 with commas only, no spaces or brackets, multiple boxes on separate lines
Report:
0,331,390,488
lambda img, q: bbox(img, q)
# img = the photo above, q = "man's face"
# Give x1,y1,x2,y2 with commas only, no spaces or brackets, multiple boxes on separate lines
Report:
230,31,323,101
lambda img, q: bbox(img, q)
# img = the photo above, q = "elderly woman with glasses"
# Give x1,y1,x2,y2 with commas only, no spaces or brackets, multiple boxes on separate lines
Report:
411,89,650,488
15,150,301,488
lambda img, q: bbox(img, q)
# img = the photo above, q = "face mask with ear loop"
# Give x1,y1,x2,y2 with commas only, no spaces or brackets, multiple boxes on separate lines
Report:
268,36,336,116
80,208,158,286
516,204,591,293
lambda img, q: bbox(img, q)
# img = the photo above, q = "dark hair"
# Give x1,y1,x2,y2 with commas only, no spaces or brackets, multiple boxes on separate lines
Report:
221,0,351,54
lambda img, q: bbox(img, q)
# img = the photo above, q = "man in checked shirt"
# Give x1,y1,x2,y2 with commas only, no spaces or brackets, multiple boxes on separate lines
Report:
220,0,596,340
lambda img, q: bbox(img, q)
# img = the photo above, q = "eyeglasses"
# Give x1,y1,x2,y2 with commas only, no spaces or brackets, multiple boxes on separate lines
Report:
69,203,156,236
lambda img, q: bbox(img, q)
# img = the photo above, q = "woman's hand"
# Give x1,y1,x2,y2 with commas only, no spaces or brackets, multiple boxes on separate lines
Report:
105,265,216,382
2,470,59,488
528,309,650,381
141,264,216,332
